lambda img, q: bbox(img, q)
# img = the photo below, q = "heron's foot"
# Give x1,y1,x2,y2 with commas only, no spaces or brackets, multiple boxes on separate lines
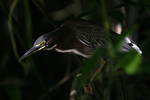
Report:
83,59,105,94
83,84,94,94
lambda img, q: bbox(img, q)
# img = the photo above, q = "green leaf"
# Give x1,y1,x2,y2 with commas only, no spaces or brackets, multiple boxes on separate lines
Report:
118,50,142,75
112,21,140,54
79,49,106,85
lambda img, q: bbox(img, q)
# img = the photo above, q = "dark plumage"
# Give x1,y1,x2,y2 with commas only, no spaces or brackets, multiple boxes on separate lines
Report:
19,19,142,61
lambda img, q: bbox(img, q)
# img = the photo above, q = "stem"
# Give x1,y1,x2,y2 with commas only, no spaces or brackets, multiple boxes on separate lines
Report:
8,0,20,60
0,0,52,99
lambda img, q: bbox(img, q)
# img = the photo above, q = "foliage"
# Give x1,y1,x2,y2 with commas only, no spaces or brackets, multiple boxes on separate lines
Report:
0,0,150,100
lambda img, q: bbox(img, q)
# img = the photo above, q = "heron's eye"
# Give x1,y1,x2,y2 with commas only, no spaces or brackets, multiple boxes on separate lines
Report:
36,41,46,47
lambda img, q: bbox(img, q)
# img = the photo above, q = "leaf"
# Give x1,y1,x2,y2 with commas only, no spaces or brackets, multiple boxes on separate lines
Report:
117,50,142,75
112,21,140,54
79,49,106,85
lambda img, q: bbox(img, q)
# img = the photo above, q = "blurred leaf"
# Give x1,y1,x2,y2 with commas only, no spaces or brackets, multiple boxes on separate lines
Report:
23,0,32,76
118,50,142,75
8,0,20,60
100,0,111,28
0,51,10,74
23,0,32,47
79,49,106,85
22,0,32,76
109,10,124,25
112,21,140,54
4,85,22,100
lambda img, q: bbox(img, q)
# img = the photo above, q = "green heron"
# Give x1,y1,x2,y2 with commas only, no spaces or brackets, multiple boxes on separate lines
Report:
19,19,142,94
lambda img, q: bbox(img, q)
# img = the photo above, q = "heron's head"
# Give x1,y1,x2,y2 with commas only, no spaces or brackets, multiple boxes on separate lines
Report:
19,29,58,61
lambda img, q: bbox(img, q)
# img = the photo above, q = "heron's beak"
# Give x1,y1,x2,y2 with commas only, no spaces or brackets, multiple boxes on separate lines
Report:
19,46,43,62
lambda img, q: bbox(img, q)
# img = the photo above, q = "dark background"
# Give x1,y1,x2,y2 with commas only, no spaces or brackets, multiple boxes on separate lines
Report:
0,0,150,100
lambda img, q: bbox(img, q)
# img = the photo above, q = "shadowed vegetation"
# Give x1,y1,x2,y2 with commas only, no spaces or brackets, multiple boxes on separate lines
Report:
0,0,150,100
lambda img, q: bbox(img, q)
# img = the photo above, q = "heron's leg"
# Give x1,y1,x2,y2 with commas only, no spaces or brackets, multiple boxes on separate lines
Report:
84,58,105,94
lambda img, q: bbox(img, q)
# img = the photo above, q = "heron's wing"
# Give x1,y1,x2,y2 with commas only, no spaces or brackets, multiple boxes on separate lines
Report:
76,25,142,54
76,25,117,48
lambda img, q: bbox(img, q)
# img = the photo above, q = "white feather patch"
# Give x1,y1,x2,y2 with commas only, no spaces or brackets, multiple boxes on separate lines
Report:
43,45,57,50
132,43,142,54
125,37,132,44
55,48,90,58
125,37,142,54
